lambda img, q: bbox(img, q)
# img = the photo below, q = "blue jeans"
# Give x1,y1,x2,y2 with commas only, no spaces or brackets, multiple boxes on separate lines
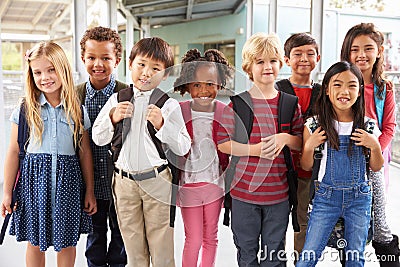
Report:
231,198,289,267
297,134,372,267
86,199,127,267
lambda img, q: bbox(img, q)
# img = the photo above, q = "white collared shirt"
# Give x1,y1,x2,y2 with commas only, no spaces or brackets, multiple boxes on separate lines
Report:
92,86,191,172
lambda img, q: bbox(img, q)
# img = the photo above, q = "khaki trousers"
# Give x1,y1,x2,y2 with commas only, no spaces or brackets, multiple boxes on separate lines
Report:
112,167,175,267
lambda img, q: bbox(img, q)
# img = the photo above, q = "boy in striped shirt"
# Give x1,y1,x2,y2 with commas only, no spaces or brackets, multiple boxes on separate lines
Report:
218,33,303,266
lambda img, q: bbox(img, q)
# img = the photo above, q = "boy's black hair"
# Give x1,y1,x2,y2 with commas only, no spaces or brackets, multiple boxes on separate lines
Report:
316,61,365,151
80,26,123,58
284,32,319,58
128,37,174,71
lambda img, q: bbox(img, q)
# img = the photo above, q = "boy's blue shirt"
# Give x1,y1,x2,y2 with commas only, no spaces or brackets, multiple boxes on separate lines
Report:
82,74,127,200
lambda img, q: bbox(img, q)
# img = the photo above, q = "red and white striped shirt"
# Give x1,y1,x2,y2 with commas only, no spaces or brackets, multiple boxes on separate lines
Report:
217,92,303,205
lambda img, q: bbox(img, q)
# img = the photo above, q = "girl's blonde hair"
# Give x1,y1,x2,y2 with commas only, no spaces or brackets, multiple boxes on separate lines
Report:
242,32,284,81
25,41,83,147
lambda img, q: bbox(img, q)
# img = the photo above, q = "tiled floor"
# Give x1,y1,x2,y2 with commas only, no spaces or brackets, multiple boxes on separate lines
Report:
1,164,399,267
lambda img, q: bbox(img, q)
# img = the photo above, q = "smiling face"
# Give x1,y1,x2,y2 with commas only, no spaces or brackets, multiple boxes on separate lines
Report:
349,34,383,78
326,70,360,117
285,44,320,77
129,55,166,91
81,40,120,89
189,64,219,112
250,54,280,89
30,56,62,98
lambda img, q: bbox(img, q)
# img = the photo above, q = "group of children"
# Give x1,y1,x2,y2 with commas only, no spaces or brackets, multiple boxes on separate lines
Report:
0,22,399,267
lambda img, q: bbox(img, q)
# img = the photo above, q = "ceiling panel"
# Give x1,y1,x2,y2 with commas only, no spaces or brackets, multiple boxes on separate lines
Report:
1,0,246,37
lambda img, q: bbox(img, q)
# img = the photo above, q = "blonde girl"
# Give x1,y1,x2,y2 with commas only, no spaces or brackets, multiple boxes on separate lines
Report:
1,41,96,267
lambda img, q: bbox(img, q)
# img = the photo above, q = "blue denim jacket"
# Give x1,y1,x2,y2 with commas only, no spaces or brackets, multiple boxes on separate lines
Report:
10,93,91,155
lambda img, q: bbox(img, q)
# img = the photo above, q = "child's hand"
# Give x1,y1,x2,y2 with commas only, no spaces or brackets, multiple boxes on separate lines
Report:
351,128,380,150
147,104,164,130
1,194,16,217
84,191,97,216
260,134,286,160
110,101,133,124
304,126,326,152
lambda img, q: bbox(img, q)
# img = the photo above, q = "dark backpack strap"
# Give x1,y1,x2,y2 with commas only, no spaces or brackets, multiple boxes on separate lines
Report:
0,101,30,245
147,88,170,160
278,91,298,171
223,91,253,226
305,83,321,118
147,88,181,228
276,79,296,95
110,86,134,162
231,91,254,142
278,91,300,232
308,117,323,200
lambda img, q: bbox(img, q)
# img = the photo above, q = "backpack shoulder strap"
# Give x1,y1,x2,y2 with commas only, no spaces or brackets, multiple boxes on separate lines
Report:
18,99,29,162
278,91,298,134
75,82,86,105
117,86,134,102
179,101,192,139
114,80,129,92
308,117,323,199
147,88,170,160
278,91,298,177
276,79,296,95
109,87,134,162
230,91,253,143
305,83,321,118
278,91,300,233
374,83,386,129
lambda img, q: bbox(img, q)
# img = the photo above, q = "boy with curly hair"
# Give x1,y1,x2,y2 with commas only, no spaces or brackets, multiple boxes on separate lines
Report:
76,26,127,267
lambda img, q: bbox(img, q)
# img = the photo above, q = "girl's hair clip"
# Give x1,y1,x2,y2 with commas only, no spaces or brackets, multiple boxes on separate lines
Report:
24,49,32,61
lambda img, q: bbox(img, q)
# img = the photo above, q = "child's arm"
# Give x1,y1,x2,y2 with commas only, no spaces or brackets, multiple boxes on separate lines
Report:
1,123,19,217
218,140,262,157
351,128,384,172
79,130,97,216
92,94,132,146
300,126,326,171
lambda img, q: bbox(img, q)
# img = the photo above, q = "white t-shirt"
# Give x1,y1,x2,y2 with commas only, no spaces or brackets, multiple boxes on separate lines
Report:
305,117,381,182
182,110,224,188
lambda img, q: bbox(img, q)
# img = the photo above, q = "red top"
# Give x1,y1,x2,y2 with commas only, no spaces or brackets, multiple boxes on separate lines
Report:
292,84,313,178
364,83,396,151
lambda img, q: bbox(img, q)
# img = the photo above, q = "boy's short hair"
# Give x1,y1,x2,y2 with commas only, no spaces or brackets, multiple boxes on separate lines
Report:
242,32,284,81
129,37,174,70
284,32,319,58
80,26,123,59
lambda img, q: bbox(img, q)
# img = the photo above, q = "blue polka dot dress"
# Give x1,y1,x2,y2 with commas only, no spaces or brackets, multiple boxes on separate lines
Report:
8,95,92,252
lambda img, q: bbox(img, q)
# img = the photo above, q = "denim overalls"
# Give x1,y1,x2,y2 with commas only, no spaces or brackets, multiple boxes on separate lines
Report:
297,134,372,267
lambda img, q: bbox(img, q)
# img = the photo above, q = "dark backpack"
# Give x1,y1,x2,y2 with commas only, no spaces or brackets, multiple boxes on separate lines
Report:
275,78,321,119
110,86,179,227
223,91,300,232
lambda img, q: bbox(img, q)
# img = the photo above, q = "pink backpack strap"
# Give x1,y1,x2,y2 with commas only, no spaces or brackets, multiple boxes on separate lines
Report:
179,100,193,139
212,100,229,171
